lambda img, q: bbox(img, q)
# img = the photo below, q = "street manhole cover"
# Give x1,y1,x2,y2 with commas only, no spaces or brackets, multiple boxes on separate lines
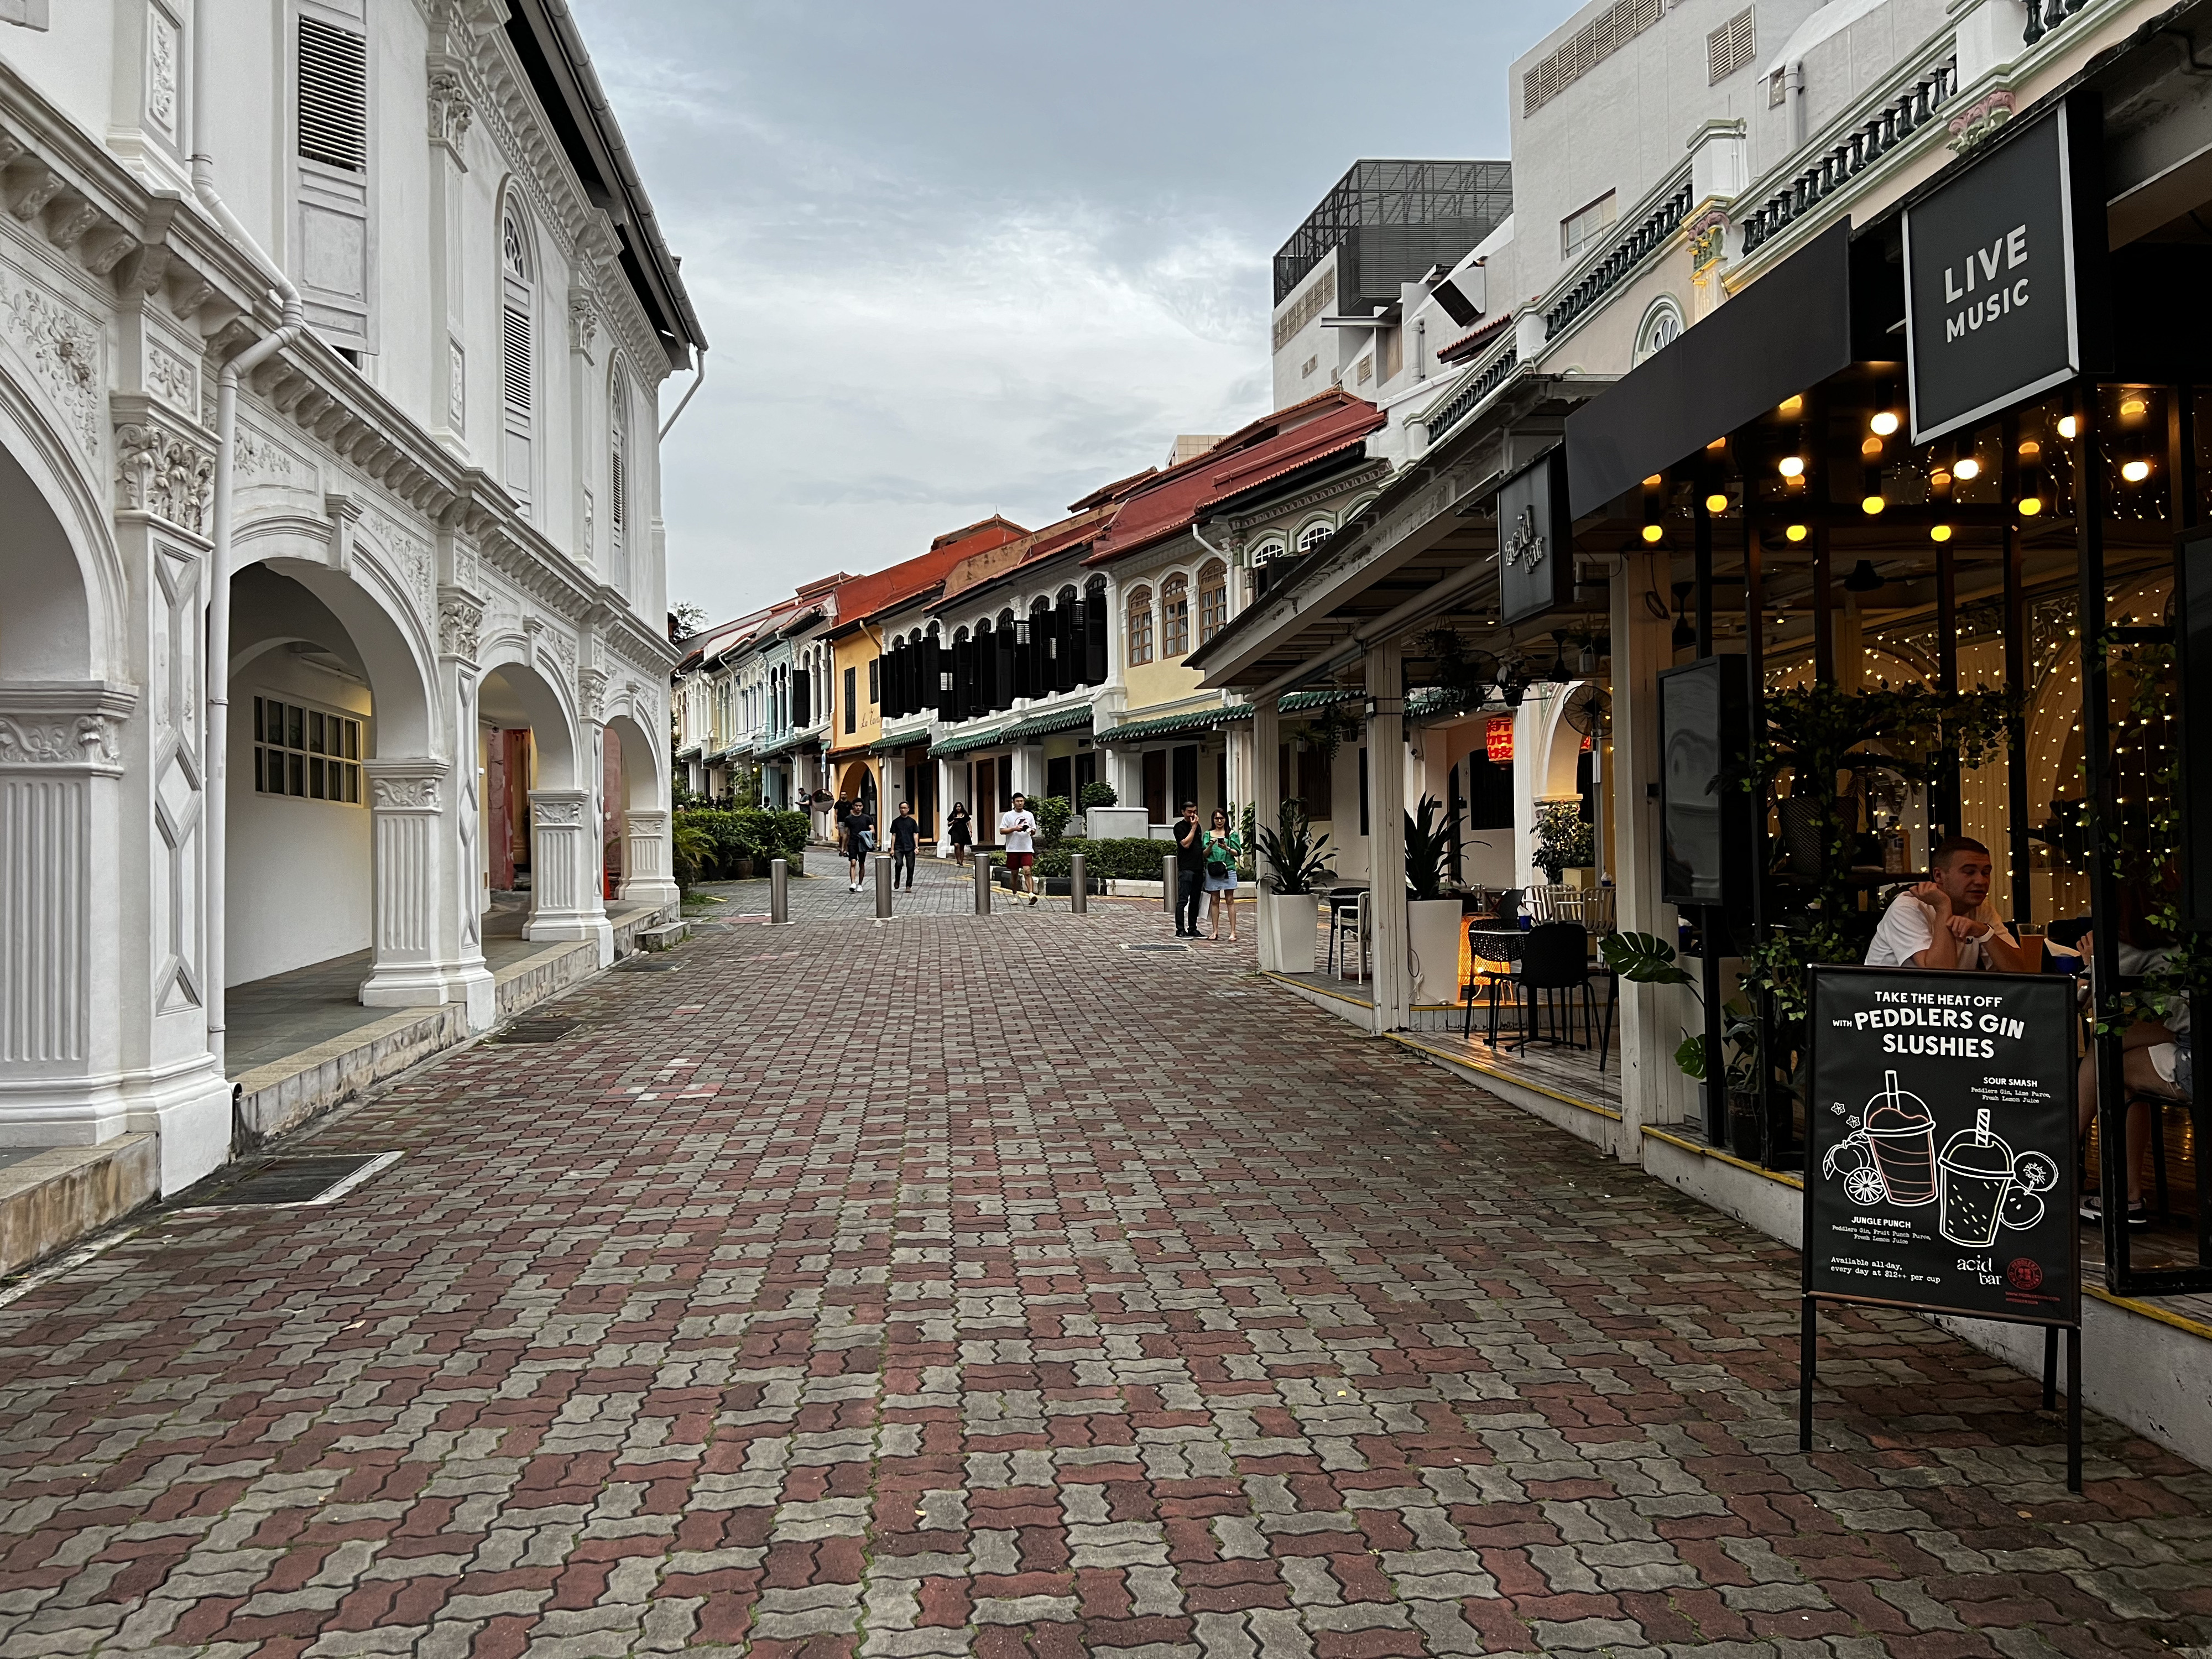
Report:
182,1152,400,1210
1125,942,1190,953
491,1018,583,1042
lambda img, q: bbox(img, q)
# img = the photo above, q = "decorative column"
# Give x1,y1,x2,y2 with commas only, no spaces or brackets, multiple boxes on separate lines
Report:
435,581,496,1028
1251,693,1281,971
621,810,676,910
0,686,134,1147
426,44,473,458
524,787,612,964
358,760,453,1007
1364,643,1411,1035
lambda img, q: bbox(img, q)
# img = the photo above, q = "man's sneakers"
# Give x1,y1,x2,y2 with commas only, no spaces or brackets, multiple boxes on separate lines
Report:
2080,1193,2152,1228
1028,891,1039,906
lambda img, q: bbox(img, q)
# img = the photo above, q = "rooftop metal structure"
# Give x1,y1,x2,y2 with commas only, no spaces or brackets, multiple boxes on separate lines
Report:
1272,159,1513,311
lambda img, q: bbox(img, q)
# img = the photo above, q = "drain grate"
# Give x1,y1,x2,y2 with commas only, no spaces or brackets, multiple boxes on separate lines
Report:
1125,942,1190,953
492,1017,582,1042
186,1152,399,1209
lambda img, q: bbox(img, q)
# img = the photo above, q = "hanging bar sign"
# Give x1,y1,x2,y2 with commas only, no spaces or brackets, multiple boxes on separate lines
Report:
1902,101,2103,445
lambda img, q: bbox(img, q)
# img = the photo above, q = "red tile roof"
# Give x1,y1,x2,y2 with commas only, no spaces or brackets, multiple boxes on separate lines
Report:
941,505,1115,604
1435,312,1511,365
831,518,1027,632
1084,392,1384,565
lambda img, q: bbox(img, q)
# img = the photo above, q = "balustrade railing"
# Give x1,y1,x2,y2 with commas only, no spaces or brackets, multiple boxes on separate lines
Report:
1543,181,1693,340
1424,343,1519,446
1739,58,1957,258
2023,0,2087,45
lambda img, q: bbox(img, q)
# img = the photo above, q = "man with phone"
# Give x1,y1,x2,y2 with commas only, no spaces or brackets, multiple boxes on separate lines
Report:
1172,801,1206,938
999,792,1040,905
1864,836,2031,973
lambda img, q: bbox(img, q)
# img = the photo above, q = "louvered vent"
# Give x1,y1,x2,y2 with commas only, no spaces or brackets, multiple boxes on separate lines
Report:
503,307,531,411
297,17,367,171
1709,8,1756,84
610,442,627,533
1523,0,1664,117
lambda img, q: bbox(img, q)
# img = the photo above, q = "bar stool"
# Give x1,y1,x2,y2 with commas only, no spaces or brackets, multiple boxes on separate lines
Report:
1326,886,1369,979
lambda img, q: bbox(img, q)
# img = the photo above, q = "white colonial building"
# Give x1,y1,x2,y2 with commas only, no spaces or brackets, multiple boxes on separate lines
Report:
0,0,703,1207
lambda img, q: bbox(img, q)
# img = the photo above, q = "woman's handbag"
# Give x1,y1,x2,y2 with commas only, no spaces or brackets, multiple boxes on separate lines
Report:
1205,832,1235,874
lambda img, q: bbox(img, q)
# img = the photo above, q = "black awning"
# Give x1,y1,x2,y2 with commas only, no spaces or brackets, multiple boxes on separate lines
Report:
1566,221,1855,518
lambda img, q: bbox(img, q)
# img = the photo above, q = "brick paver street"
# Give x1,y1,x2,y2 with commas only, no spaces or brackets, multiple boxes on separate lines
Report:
2,861,2208,1658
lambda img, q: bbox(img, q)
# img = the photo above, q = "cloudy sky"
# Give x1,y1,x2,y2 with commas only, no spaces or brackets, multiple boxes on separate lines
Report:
571,1,1585,625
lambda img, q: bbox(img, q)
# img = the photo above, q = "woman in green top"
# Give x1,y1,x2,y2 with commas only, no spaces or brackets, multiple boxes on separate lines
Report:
1201,808,1241,943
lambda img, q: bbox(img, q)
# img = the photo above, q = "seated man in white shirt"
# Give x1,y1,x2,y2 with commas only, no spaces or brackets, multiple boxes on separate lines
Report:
1863,836,2033,973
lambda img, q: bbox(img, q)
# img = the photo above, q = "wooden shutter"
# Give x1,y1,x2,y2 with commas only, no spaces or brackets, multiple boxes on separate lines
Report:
1708,8,1755,83
295,7,374,351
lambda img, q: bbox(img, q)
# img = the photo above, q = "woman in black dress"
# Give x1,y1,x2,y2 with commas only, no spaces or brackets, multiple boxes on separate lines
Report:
946,802,973,867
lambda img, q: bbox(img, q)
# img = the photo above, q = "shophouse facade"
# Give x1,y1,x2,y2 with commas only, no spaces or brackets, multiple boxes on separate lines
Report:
0,0,701,1213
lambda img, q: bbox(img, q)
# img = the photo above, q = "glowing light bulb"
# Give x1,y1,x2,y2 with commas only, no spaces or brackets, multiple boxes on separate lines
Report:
1862,494,1886,515
1785,524,1808,542
1644,474,1663,488
1778,456,1805,478
2120,396,2147,417
1705,492,1728,513
2122,458,2152,483
2058,415,2079,439
1861,437,1885,458
1642,524,1664,543
1931,524,1953,543
1871,410,1900,436
1779,394,1803,415
2020,497,2043,516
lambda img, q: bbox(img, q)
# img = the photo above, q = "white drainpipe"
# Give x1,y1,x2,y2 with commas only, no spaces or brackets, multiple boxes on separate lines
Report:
195,0,305,1062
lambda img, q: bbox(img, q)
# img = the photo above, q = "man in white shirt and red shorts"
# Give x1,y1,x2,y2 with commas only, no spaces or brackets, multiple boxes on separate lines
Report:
999,792,1040,906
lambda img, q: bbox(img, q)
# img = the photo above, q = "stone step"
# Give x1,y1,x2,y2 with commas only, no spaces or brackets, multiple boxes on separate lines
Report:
636,922,689,952
0,1137,159,1278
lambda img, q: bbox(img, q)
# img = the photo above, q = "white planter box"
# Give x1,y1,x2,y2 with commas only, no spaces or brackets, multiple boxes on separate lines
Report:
1087,806,1149,840
1407,898,1464,1005
1259,890,1321,974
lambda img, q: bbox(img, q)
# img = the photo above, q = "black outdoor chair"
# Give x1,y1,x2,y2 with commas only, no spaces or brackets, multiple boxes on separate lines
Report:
1512,922,1605,1062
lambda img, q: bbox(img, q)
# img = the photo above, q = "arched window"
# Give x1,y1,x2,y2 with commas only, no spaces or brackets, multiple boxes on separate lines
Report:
1296,519,1333,554
1161,573,1191,658
1126,585,1154,667
1083,574,1108,685
500,201,535,507
1197,559,1228,646
1635,297,1683,363
1249,536,1287,567
608,364,630,590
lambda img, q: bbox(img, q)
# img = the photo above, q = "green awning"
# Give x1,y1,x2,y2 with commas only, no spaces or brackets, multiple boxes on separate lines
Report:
871,730,929,755
1001,706,1095,742
928,723,1008,759
754,731,820,759
1100,706,1243,745
1280,688,1359,713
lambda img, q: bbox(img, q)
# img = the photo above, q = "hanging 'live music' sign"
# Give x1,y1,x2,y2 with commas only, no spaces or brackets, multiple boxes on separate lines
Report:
1903,100,2103,445
1806,966,2079,1327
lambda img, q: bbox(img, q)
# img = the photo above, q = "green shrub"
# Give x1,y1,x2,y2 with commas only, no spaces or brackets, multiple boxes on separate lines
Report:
1033,796,1072,849
1035,836,1174,880
677,807,809,874
1078,780,1118,810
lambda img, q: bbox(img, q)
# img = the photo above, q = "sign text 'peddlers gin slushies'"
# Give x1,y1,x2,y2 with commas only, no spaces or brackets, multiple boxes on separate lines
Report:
1806,966,2079,1327
1902,102,2099,445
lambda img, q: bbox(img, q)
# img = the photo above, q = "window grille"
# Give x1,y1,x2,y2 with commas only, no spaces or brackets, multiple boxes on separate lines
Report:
1297,521,1334,553
1161,575,1191,659
296,17,367,171
253,695,362,804
1127,586,1154,667
1709,8,1755,84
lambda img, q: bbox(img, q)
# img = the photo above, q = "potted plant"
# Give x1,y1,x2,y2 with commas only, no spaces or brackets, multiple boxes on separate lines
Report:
1532,801,1595,887
1404,794,1463,1004
1255,797,1333,972
1600,930,1767,1153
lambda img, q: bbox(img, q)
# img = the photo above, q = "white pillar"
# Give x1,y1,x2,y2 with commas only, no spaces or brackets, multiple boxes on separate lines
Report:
1611,550,1683,1161
936,757,958,854
358,758,465,1009
524,786,613,964
1365,644,1410,1034
1011,745,1044,801
1251,693,1280,971
621,809,679,911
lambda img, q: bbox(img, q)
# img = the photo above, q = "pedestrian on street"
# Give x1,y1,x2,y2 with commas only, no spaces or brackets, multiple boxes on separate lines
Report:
1202,807,1241,942
947,801,972,867
889,800,920,890
999,791,1040,905
843,802,870,891
1173,801,1206,937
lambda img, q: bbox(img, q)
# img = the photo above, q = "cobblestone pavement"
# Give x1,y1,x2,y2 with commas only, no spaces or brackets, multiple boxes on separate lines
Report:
1,874,2207,1659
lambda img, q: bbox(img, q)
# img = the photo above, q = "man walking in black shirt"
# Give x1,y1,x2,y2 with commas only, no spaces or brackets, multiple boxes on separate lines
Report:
888,801,920,891
1173,801,1206,938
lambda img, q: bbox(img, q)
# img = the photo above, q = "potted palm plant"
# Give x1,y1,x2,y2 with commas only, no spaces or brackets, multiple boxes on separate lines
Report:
1404,794,1463,1004
1255,798,1333,972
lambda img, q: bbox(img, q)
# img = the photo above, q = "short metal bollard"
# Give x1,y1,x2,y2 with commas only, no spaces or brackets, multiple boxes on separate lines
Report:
874,853,893,918
1161,853,1176,914
974,852,991,914
769,857,789,924
1070,852,1087,914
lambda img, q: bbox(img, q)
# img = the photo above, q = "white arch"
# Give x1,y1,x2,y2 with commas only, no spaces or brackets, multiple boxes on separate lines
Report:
0,336,126,681
477,645,580,790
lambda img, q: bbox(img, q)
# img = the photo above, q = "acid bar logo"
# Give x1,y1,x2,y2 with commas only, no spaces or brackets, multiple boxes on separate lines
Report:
1942,225,2031,342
